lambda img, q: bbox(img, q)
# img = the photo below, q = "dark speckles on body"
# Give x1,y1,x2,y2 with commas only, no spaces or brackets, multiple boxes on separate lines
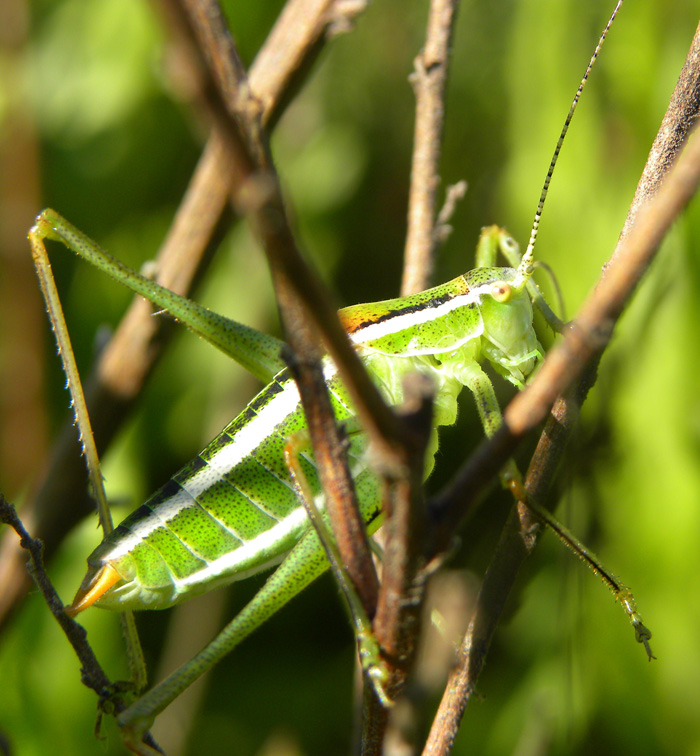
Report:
141,526,206,579
247,371,290,414
194,478,278,540
130,539,171,586
165,501,242,561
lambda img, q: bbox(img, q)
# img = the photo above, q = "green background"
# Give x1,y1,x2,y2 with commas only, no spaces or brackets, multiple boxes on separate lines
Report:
1,0,700,754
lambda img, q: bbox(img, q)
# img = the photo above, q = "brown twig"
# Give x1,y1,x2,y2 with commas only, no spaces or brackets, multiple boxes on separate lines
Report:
364,1,463,745
249,0,354,128
171,0,386,619
506,136,700,436
0,0,46,498
402,0,461,296
0,495,162,753
423,27,700,753
620,21,700,242
361,373,436,754
427,121,700,553
432,180,468,248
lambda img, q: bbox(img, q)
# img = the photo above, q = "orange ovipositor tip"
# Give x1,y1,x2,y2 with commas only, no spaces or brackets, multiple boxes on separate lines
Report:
65,563,123,617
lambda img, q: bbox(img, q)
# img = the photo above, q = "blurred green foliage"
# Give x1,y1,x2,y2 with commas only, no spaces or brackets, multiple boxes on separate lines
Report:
1,0,700,754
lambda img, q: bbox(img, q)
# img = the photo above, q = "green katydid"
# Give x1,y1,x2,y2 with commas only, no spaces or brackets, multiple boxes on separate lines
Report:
30,213,548,714
27,0,652,744
27,218,651,731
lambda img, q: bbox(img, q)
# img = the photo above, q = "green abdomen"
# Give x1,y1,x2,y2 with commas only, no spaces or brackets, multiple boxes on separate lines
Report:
90,367,378,610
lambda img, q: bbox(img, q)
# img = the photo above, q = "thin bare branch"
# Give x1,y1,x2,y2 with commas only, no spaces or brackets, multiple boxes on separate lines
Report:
402,0,461,296
620,20,700,241
176,8,450,749
171,0,388,614
250,0,365,128
506,131,700,437
362,373,436,753
0,495,162,753
432,180,467,247
360,3,462,742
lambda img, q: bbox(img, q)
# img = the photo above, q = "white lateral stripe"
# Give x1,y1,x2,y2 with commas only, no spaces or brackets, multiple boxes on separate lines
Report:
349,289,482,346
181,462,225,499
205,379,302,472
204,358,337,476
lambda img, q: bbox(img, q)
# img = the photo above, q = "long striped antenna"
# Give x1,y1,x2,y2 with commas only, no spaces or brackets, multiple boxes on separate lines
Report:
518,0,624,278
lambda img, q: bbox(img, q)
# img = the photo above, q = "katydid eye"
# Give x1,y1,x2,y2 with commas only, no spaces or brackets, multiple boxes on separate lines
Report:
490,281,512,302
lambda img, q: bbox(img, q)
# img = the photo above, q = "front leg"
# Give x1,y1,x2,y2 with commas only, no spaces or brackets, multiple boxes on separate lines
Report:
454,361,527,496
452,360,505,442
452,360,654,658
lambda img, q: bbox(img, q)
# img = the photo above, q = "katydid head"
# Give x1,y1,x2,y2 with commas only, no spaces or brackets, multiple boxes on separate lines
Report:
463,266,544,389
473,227,536,304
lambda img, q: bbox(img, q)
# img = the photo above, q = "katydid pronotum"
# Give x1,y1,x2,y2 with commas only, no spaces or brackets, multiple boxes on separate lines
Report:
25,0,653,749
